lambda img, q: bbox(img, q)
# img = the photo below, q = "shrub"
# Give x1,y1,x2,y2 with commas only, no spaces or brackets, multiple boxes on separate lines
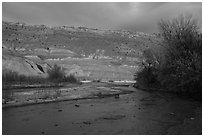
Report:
158,15,201,93
47,64,65,82
63,74,79,83
2,70,45,84
134,48,162,88
3,70,19,83
47,64,79,83
135,15,202,99
135,66,159,88
3,65,79,84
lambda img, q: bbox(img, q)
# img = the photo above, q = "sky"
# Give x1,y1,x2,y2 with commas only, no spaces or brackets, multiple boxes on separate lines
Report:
2,2,202,33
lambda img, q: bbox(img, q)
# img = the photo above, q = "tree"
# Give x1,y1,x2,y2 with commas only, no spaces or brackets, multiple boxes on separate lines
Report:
158,15,202,93
135,15,202,99
47,64,65,82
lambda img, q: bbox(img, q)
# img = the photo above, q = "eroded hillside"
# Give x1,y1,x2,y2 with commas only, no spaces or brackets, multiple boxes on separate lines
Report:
2,21,161,81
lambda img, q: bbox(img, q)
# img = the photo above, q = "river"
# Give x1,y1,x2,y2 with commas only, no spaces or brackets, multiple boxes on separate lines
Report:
2,87,201,135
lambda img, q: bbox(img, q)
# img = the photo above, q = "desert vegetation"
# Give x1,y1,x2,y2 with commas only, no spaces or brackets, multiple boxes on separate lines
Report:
3,64,79,85
135,15,202,100
47,64,79,83
2,70,46,84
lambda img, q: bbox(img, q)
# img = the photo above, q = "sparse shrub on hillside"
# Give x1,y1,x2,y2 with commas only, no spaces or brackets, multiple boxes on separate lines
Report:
135,15,202,99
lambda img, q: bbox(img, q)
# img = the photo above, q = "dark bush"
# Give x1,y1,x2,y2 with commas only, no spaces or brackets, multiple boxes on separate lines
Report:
135,15,202,99
63,74,79,83
2,70,45,83
3,65,79,84
135,66,159,88
47,64,79,83
47,64,65,82
93,79,101,82
158,15,202,93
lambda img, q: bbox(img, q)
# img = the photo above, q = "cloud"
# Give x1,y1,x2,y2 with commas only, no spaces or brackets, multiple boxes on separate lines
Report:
2,2,202,33
118,2,202,32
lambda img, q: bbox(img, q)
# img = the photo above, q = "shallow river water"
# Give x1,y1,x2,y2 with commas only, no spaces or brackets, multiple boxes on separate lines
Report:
2,88,201,135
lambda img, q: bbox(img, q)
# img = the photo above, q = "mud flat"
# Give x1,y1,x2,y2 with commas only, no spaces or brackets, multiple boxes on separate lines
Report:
2,83,201,135
2,82,135,108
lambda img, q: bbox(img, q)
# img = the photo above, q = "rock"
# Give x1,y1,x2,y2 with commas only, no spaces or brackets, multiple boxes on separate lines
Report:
58,109,63,112
75,104,80,107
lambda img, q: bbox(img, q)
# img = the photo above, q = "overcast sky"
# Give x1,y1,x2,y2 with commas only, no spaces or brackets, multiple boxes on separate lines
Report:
2,2,202,33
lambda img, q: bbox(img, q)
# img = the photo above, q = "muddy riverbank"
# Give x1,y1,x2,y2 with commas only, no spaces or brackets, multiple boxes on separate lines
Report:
2,83,201,135
2,82,135,108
